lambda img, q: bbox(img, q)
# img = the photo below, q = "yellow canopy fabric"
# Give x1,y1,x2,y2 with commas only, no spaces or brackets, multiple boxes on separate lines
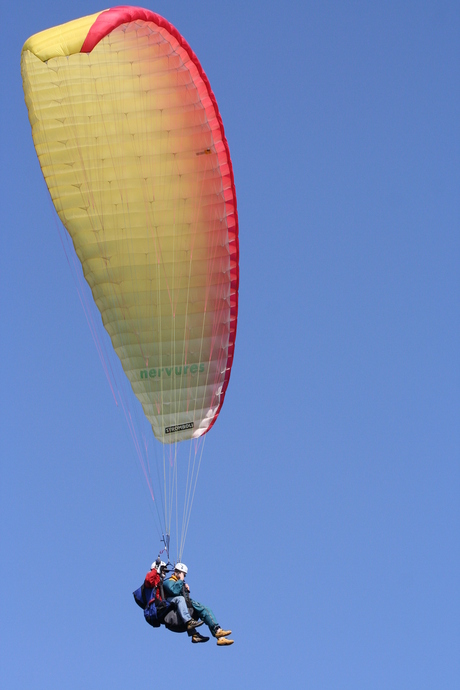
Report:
22,9,238,444
22,11,104,61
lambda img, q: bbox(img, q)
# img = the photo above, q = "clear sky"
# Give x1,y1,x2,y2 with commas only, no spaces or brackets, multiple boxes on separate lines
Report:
2,1,459,688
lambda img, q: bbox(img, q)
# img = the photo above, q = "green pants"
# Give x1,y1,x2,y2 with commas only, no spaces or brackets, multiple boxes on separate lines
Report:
190,599,219,635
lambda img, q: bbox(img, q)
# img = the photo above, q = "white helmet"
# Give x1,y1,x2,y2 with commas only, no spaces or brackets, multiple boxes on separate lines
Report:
151,559,166,573
174,562,188,574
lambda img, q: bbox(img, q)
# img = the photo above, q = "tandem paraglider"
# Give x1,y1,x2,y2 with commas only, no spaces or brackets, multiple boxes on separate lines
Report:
21,3,239,610
134,560,234,645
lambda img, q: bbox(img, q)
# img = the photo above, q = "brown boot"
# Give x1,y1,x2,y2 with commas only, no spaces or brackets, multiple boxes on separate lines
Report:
217,637,234,646
186,619,203,631
214,628,232,638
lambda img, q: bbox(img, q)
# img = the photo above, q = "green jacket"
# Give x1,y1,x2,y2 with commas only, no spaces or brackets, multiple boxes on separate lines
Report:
163,575,185,598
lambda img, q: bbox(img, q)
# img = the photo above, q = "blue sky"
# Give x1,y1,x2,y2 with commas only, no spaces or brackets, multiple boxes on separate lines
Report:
2,1,459,688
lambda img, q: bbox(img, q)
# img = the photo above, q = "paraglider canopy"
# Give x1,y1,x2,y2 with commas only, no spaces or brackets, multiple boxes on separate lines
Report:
21,5,239,443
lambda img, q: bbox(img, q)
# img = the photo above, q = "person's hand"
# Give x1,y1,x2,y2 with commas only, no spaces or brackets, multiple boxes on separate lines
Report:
185,583,190,592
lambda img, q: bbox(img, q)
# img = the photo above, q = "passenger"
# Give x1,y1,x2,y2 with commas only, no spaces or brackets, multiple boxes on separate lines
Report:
163,563,234,646
162,562,203,634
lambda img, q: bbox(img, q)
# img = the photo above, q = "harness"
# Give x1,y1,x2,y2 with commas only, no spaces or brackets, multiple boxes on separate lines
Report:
133,575,172,628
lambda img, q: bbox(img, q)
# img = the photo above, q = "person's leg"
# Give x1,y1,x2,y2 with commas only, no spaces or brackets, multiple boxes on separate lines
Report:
168,596,191,623
168,596,202,632
190,599,220,635
190,599,233,645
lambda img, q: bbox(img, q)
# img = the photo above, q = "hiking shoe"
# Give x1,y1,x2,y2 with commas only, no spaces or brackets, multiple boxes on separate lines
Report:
217,637,234,646
191,633,210,644
214,628,232,638
186,619,204,631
